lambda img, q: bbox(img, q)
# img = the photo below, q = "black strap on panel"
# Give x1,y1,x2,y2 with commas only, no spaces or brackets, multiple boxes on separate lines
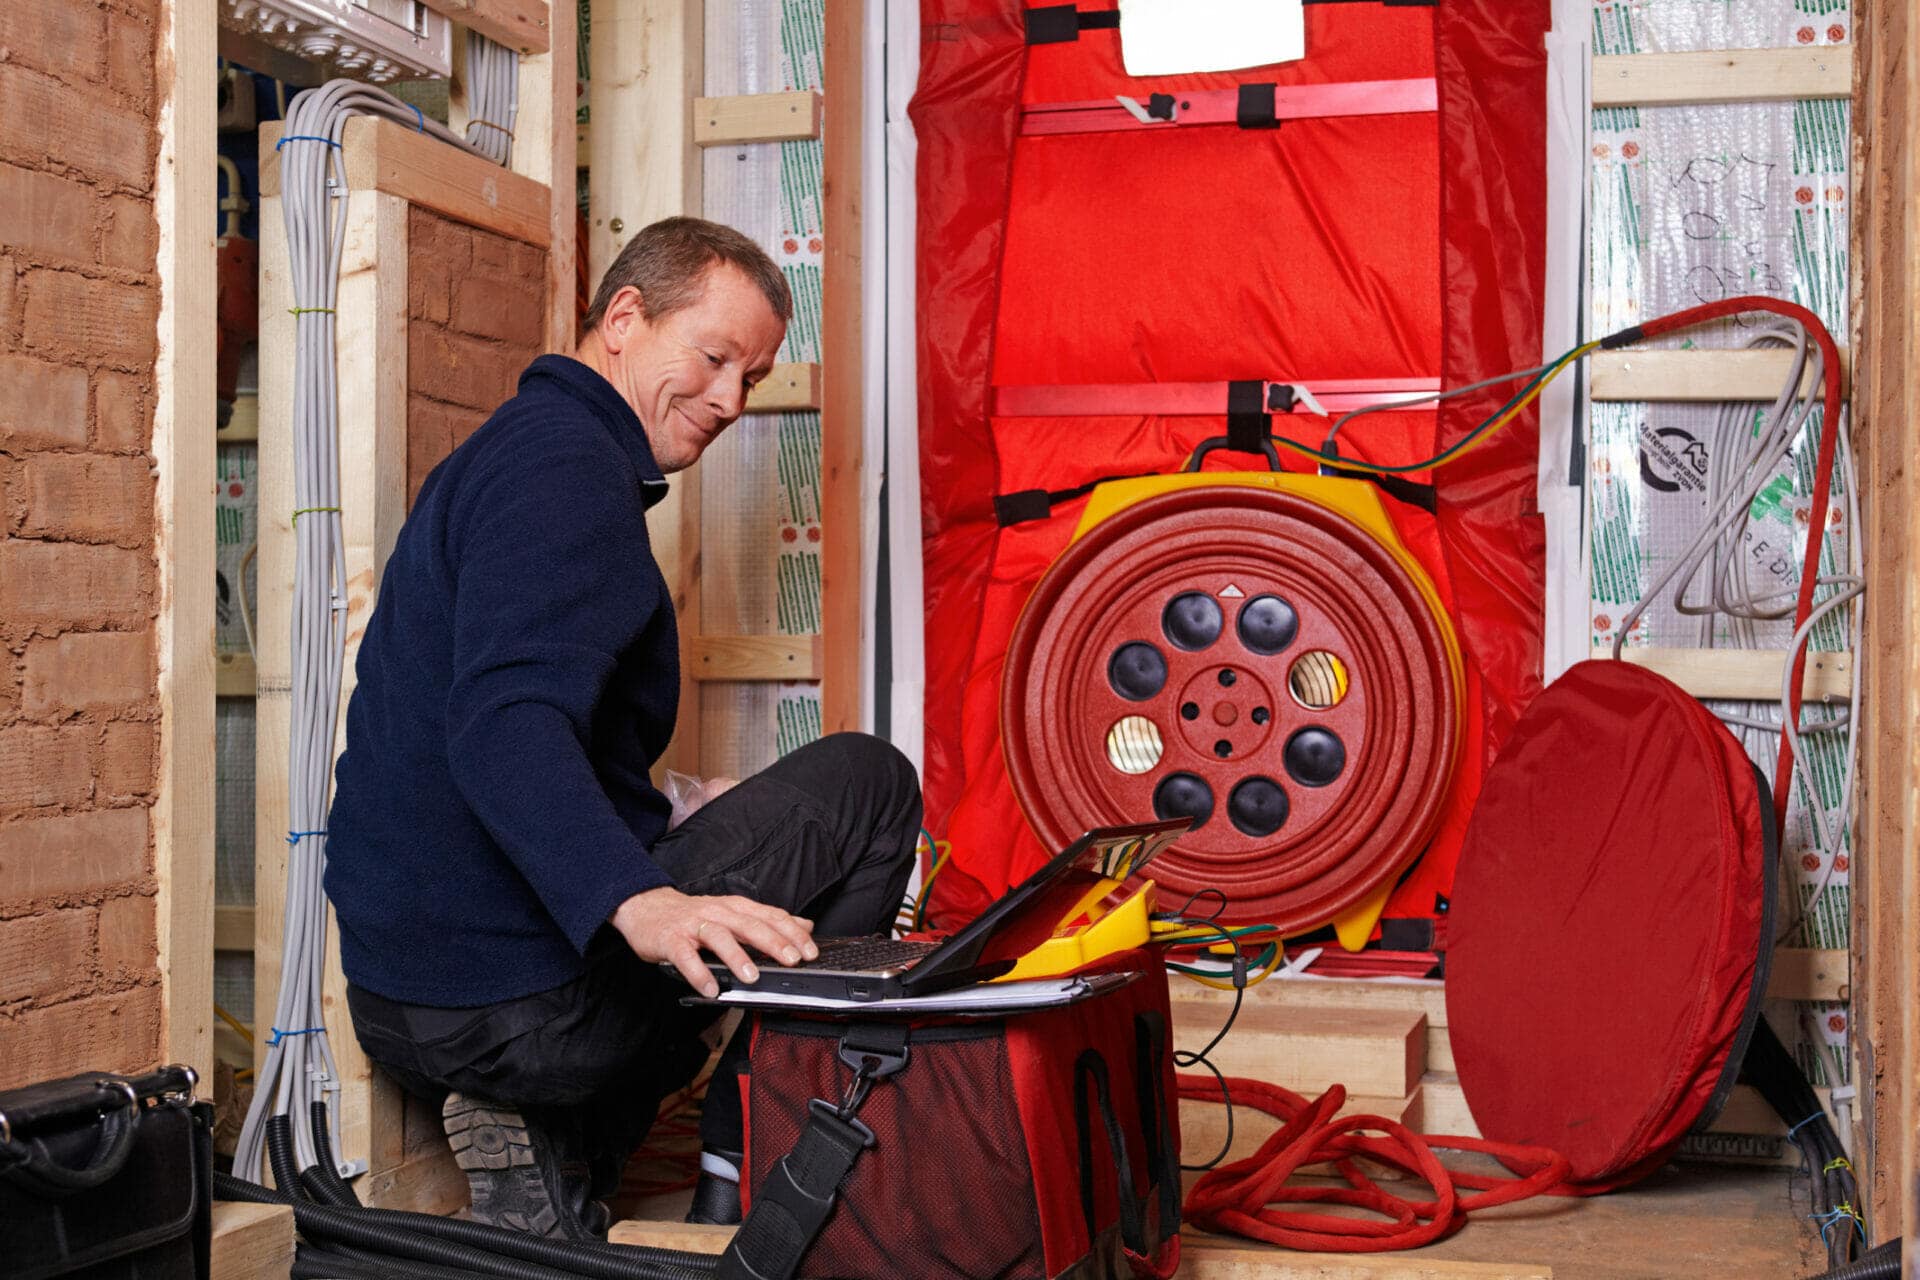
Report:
1225,379,1270,455
994,470,1156,527
1237,83,1280,130
1075,1050,1147,1257
1322,464,1438,514
1025,5,1120,43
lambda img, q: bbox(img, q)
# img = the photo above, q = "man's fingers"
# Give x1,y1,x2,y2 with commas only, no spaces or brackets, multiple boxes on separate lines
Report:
668,941,719,998
700,924,761,987
723,898,819,959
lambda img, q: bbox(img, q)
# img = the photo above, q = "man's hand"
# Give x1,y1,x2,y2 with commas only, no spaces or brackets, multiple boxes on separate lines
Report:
611,886,818,997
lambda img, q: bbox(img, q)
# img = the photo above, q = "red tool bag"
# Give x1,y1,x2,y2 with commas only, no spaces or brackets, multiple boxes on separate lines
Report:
717,964,1182,1280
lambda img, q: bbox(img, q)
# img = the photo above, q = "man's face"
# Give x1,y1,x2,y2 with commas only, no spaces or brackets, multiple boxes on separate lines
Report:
598,265,786,473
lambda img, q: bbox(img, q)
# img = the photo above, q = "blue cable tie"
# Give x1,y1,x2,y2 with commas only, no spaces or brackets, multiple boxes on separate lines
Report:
407,102,425,133
275,134,342,152
267,1026,326,1047
1787,1112,1823,1139
286,829,327,846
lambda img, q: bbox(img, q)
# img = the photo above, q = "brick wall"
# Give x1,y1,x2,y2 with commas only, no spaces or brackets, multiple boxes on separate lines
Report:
0,0,163,1089
406,208,549,505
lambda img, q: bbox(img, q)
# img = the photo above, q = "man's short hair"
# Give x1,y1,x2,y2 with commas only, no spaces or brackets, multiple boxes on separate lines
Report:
582,217,792,332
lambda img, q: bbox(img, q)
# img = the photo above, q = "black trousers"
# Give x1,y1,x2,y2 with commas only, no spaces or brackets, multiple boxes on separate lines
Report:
346,732,921,1193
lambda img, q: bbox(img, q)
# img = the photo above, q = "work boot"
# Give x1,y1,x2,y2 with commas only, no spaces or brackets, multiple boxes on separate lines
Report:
442,1093,610,1239
685,1147,744,1225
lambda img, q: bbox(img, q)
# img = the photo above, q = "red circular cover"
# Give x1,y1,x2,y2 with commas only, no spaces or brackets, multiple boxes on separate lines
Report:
1445,660,1767,1188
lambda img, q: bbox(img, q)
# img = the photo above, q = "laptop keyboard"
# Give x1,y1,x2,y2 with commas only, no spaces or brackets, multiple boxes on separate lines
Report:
791,936,940,971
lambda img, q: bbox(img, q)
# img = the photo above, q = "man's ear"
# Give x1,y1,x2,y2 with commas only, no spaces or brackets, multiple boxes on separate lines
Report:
598,285,647,355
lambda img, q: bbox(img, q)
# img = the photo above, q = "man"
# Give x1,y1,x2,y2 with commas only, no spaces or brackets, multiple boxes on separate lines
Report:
324,217,920,1238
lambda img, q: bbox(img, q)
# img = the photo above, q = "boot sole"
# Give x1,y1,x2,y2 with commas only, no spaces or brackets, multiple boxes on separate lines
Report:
441,1094,562,1237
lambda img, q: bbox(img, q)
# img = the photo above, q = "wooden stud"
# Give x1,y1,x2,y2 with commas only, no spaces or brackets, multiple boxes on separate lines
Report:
820,0,865,737
222,394,260,443
1591,46,1852,107
691,91,824,145
505,0,578,351
260,118,552,247
1854,0,1920,1238
1589,348,1850,402
1593,645,1854,701
211,1201,296,1280
155,0,219,1087
688,635,823,682
1170,972,1449,1027
587,0,704,777
1770,948,1851,1003
746,363,822,413
417,0,554,53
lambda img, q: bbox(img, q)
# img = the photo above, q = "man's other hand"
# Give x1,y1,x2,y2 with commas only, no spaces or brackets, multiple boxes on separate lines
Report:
611,886,818,997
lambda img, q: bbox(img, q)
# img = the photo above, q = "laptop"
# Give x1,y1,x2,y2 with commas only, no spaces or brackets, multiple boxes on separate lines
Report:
696,818,1190,1002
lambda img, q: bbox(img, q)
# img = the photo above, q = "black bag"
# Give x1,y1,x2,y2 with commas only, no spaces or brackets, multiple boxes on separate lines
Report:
0,1065,212,1280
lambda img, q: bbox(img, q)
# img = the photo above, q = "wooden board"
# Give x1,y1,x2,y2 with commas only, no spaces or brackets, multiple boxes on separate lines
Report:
1591,47,1852,107
222,394,260,443
216,653,255,698
211,1201,295,1280
1593,645,1854,701
688,635,822,681
819,0,865,737
1170,975,1449,1028
418,0,554,53
1588,348,1849,403
507,0,576,350
1174,1002,1425,1100
260,117,551,246
691,91,824,145
155,0,220,1085
1769,948,1850,1003
746,362,822,412
214,905,253,952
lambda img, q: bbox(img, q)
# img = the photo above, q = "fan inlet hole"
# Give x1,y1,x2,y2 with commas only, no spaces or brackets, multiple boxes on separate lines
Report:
1288,650,1350,710
1105,716,1164,775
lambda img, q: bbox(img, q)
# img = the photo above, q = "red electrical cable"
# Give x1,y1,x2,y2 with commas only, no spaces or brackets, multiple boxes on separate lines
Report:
1600,296,1844,836
1178,1074,1571,1252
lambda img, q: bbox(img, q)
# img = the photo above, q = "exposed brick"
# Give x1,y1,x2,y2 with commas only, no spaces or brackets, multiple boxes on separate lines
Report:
408,252,453,326
0,806,148,903
0,542,151,634
22,270,158,371
470,230,514,276
451,276,545,347
0,163,100,268
0,724,94,814
97,891,154,979
106,12,154,106
22,631,153,719
0,353,90,450
0,908,95,1005
0,985,161,1091
410,208,470,274
0,65,153,191
0,256,17,345
94,371,149,453
18,454,153,546
0,5,109,89
101,193,156,274
409,324,519,413
509,241,548,281
407,395,457,507
97,721,155,800
0,454,16,535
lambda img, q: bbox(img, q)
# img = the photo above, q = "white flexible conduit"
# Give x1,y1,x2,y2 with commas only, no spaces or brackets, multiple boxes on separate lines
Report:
463,31,521,168
234,80,501,1186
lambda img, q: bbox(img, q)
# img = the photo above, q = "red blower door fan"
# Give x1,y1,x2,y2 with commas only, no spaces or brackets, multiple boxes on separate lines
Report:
1000,477,1463,941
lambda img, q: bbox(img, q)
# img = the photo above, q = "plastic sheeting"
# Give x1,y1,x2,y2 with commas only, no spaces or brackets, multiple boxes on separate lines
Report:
915,0,1553,926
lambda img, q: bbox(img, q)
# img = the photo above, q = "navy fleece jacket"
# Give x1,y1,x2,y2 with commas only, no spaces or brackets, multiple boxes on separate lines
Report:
325,355,679,1007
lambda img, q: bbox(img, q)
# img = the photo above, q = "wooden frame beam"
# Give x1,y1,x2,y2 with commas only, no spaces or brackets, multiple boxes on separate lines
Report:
1592,46,1852,107
687,635,823,682
260,118,552,247
692,91,824,145
155,0,218,1087
1594,646,1854,701
418,0,554,53
747,363,821,412
1589,348,1851,402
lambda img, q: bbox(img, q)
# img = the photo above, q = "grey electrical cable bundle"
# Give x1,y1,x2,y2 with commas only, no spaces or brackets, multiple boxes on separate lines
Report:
463,31,521,167
1609,323,1863,945
233,80,494,1188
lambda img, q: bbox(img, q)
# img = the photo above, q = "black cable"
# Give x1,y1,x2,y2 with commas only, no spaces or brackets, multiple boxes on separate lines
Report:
308,1099,364,1206
1166,915,1250,1172
1801,1238,1900,1280
1743,1018,1862,1266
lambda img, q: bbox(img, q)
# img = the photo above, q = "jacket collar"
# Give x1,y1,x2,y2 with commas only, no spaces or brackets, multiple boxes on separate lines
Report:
522,354,672,509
